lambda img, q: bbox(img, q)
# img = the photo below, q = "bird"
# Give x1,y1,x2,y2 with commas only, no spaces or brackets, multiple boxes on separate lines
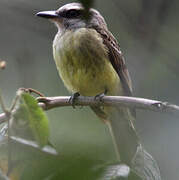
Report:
36,2,139,165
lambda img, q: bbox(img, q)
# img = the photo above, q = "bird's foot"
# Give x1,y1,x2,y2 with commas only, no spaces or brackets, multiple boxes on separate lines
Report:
69,92,80,108
94,89,107,102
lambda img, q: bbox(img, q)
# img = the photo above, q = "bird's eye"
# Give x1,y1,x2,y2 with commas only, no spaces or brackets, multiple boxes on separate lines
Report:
66,9,81,18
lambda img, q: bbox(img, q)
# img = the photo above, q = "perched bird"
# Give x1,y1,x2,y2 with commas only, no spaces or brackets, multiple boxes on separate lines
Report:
36,3,139,165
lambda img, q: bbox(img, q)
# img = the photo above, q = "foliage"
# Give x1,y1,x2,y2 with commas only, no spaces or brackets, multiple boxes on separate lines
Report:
12,92,49,147
1,0,179,179
0,91,162,179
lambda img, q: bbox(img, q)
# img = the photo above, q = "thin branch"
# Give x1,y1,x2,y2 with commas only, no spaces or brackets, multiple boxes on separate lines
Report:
0,91,7,113
0,90,12,176
0,95,179,124
37,95,179,112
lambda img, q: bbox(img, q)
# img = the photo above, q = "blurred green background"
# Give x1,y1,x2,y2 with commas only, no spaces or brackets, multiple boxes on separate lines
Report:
0,0,179,179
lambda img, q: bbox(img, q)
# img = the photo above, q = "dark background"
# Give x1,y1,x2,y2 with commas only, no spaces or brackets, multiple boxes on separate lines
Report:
0,0,179,179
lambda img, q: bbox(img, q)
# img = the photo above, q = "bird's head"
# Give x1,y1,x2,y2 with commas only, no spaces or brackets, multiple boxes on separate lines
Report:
36,3,107,32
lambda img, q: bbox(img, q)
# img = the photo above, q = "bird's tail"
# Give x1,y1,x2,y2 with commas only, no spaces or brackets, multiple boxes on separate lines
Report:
107,107,139,165
106,107,161,179
91,105,161,178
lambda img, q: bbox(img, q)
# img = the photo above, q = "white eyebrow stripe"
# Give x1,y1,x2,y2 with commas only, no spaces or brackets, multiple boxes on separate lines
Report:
58,3,83,12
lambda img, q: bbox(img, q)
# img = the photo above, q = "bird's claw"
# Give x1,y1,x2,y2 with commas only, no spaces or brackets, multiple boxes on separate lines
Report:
69,92,80,108
94,89,107,102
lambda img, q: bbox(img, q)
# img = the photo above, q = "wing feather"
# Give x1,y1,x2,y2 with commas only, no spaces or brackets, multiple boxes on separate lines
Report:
95,28,133,96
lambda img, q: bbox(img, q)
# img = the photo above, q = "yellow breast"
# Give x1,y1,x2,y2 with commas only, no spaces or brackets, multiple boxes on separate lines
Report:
53,28,122,96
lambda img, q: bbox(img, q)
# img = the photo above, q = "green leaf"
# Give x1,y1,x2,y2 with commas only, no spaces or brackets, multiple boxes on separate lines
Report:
13,93,49,147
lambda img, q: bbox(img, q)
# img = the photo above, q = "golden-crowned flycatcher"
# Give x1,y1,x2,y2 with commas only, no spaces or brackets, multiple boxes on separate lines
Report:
36,3,139,165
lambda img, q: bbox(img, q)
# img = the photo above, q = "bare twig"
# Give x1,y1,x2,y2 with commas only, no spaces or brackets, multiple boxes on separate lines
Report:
37,95,179,112
19,88,45,97
0,95,179,124
0,91,12,176
0,92,7,114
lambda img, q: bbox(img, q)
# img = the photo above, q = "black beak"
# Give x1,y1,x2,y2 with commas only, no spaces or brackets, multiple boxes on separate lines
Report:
36,11,58,19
